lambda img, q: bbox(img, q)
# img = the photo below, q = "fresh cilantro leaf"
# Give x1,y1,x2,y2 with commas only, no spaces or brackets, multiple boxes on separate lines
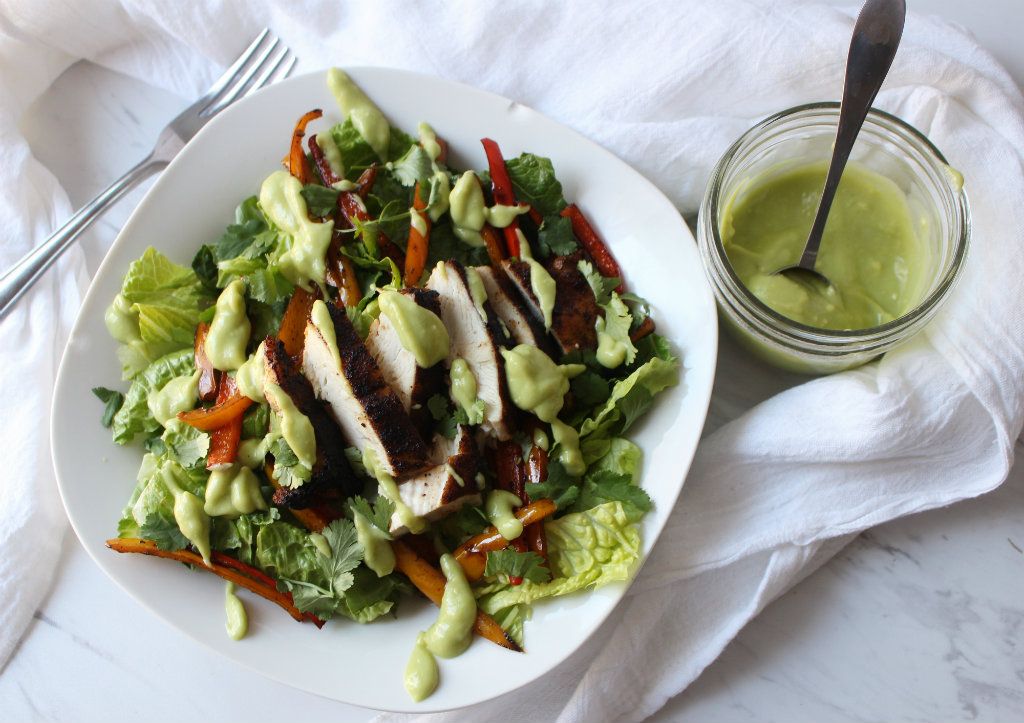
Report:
386,125,417,162
484,549,552,584
536,215,578,257
247,299,287,343
140,512,189,551
161,420,210,469
269,436,299,467
567,370,611,424
388,144,433,187
505,153,567,217
214,197,275,261
598,293,638,367
633,332,675,366
319,517,364,593
426,221,490,269
577,259,619,305
269,436,310,488
92,387,124,428
348,495,396,534
241,403,270,440
247,267,294,306
300,185,340,217
343,446,369,479
427,394,450,421
191,245,218,290
436,504,490,549
530,460,581,511
571,470,652,522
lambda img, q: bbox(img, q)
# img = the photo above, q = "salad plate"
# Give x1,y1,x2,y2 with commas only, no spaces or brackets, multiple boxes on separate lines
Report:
51,67,717,712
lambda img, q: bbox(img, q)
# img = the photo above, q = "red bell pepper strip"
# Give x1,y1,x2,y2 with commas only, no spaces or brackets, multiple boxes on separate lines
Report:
355,165,378,199
277,287,318,356
288,109,323,186
560,203,624,292
205,375,245,468
308,133,341,187
524,444,550,562
481,138,524,257
193,322,219,402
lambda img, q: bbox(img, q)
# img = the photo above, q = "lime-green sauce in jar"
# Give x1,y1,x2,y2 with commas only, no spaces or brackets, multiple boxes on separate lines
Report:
721,161,928,331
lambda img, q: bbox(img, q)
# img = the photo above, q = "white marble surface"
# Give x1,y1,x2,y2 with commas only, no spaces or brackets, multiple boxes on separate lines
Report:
3,4,1024,720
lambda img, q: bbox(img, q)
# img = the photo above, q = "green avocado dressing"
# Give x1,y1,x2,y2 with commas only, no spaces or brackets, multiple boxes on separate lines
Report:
259,170,334,291
315,129,346,182
204,464,267,518
327,68,390,161
363,448,427,534
449,171,487,247
310,300,342,369
404,633,440,702
353,511,395,577
264,382,316,470
235,342,267,402
449,358,484,425
206,279,251,371
159,461,211,564
485,490,523,540
237,435,268,469
487,204,529,228
422,554,477,660
551,419,585,477
378,289,449,368
463,267,488,322
104,293,141,344
595,316,627,369
418,122,442,162
500,344,583,423
224,582,248,640
518,236,556,330
148,370,201,426
721,161,927,330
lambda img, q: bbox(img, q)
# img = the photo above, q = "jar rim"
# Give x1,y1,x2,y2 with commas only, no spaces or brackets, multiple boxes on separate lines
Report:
705,102,971,346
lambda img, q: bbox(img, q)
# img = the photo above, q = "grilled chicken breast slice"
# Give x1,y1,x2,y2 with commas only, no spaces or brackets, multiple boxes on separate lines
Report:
261,338,359,507
426,260,514,440
301,303,431,479
364,288,445,442
388,425,482,536
474,265,551,351
501,254,600,354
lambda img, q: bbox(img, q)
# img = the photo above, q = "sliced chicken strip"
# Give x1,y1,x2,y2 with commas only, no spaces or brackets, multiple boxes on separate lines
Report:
302,303,432,479
474,265,551,352
364,288,445,442
427,260,514,440
261,338,360,507
388,425,482,537
501,253,600,355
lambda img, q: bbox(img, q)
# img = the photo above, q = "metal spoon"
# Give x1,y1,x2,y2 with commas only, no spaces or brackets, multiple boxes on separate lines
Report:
775,0,906,288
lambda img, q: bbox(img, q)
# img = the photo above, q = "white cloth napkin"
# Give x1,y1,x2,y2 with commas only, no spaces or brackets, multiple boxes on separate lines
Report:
2,1,1023,720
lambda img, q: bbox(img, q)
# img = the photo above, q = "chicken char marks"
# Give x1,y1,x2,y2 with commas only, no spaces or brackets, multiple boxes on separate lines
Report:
302,301,432,479
474,265,553,354
364,288,446,442
262,338,360,508
501,252,600,355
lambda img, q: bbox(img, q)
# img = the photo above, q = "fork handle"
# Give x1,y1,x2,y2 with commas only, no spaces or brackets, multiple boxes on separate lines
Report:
0,154,167,321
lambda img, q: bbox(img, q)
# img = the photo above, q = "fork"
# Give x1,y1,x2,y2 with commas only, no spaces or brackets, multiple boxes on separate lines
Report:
0,28,296,321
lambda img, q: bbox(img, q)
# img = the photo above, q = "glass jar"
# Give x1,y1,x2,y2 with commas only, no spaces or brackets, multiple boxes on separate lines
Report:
697,103,970,375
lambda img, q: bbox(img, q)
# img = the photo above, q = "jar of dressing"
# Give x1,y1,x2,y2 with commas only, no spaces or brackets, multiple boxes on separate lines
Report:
697,103,970,374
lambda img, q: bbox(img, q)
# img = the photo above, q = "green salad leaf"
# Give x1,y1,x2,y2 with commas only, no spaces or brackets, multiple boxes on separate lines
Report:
505,153,567,217
571,470,652,522
529,460,581,510
536,214,578,257
476,501,640,612
300,185,341,217
139,511,189,551
92,387,124,428
112,348,195,444
484,549,552,584
347,495,396,534
330,119,379,177
160,419,210,470
389,144,433,187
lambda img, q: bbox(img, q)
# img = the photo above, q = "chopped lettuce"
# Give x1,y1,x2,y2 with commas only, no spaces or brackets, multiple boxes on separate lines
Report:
117,455,206,539
112,348,195,445
589,438,642,484
476,502,640,612
111,248,212,378
598,292,638,366
160,419,210,470
578,356,679,464
505,153,566,217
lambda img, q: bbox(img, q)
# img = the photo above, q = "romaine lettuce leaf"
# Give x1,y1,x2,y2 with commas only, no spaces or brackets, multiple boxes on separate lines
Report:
505,153,567,217
578,356,679,464
112,248,212,378
475,501,640,612
112,349,195,444
589,438,643,484
160,419,210,470
117,455,206,539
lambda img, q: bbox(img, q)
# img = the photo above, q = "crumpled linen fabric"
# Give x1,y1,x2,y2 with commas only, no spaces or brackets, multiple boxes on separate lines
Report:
0,2,1021,721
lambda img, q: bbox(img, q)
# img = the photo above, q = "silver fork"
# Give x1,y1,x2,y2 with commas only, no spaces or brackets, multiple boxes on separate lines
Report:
0,28,296,320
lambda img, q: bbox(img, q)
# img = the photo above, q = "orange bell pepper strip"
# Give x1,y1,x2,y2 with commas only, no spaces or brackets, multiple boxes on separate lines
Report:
403,182,431,287
106,538,323,627
193,322,219,402
452,499,558,582
480,138,524,257
277,287,318,356
391,539,522,652
177,383,253,432
325,233,362,308
355,165,378,199
205,375,245,468
560,203,624,292
288,109,323,185
524,445,550,562
481,224,507,271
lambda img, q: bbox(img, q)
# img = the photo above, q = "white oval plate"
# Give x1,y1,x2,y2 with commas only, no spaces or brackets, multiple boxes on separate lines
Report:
51,67,717,713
